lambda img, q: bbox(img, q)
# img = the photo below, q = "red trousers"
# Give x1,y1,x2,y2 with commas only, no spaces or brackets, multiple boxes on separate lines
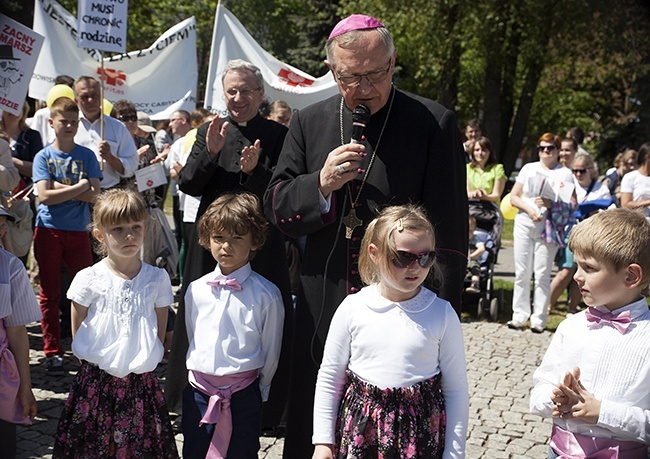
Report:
33,227,93,357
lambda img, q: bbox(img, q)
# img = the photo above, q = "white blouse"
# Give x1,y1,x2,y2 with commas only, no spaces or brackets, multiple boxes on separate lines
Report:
620,170,650,218
68,260,173,378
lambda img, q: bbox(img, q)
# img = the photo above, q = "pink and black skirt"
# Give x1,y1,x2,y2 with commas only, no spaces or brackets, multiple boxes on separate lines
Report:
335,370,446,459
53,361,178,458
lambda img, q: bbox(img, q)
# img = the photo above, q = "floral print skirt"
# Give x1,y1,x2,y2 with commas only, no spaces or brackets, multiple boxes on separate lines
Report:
335,370,446,459
53,361,178,458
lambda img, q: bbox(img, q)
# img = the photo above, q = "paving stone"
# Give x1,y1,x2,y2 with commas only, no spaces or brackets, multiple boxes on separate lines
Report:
482,447,510,458
465,443,485,457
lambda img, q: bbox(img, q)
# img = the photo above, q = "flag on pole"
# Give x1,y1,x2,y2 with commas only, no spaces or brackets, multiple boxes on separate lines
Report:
204,4,338,116
30,0,197,119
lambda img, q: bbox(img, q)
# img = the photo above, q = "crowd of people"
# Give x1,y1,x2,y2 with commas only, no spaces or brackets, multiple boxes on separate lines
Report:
0,12,649,459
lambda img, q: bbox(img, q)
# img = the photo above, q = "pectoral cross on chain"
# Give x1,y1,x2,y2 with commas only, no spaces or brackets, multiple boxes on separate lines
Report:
342,209,362,239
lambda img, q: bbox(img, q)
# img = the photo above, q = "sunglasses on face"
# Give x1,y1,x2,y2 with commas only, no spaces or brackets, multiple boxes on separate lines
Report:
572,168,588,175
391,250,436,269
118,114,138,122
537,145,556,153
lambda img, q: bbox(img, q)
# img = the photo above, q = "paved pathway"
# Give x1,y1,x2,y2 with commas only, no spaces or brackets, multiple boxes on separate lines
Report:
16,244,559,458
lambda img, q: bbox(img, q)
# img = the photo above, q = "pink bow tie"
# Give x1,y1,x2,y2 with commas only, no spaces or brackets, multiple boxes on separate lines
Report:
206,278,242,291
585,307,632,334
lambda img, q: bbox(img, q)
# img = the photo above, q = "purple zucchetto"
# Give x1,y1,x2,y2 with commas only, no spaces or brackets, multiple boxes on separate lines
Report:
328,14,385,40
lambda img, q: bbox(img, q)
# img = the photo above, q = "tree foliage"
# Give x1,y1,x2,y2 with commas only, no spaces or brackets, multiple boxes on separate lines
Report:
341,0,650,173
8,0,650,171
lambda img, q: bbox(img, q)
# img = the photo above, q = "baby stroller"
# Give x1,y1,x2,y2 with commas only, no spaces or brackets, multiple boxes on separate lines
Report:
464,200,503,321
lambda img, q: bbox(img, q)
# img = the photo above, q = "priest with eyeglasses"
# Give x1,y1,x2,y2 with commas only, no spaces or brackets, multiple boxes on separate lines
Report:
264,14,468,458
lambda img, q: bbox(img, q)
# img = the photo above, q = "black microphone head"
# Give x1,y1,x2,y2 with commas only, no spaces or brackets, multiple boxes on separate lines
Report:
352,104,371,125
351,104,371,144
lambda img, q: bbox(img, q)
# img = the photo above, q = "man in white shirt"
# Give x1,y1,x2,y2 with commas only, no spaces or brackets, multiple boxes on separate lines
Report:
165,110,193,250
165,110,192,194
73,76,138,190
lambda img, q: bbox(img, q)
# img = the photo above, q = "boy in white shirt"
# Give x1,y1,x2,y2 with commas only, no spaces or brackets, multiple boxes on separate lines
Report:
530,208,650,458
183,192,284,459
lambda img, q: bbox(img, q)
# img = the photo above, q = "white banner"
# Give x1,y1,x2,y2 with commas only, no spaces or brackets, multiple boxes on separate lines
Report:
30,0,197,120
77,0,128,54
0,14,44,115
205,4,338,116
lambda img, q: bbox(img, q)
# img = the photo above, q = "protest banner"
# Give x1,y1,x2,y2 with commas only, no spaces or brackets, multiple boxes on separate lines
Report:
204,4,338,116
0,14,44,115
77,0,128,54
30,0,197,119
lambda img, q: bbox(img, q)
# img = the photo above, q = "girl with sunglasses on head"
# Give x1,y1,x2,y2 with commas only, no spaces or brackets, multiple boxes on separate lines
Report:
312,204,468,459
508,133,576,333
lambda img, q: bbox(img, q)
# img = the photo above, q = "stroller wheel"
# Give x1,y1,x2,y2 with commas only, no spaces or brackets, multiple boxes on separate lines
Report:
477,297,486,319
490,297,499,322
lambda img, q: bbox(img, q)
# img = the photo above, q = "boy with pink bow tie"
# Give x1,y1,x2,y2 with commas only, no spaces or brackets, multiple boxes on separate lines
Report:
183,192,284,459
530,208,650,458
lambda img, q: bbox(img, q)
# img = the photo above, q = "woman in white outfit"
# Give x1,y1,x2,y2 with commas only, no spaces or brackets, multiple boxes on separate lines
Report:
620,142,650,219
508,133,575,333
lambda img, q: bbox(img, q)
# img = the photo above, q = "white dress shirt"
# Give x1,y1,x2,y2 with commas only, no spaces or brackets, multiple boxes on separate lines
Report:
313,285,469,459
68,260,173,378
74,114,138,189
530,298,650,444
185,263,284,401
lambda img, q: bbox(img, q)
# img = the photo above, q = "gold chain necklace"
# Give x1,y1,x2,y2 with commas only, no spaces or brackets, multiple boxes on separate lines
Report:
339,88,395,239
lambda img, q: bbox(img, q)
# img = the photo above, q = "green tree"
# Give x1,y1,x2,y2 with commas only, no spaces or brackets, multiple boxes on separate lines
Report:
528,0,650,164
11,0,650,164
284,0,339,76
339,0,650,175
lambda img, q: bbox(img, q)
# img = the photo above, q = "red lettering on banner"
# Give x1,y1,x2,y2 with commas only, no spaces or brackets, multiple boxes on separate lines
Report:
0,24,37,55
0,35,34,55
0,97,20,111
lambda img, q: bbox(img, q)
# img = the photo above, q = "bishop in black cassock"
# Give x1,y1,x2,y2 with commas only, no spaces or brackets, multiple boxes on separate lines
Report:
264,17,468,457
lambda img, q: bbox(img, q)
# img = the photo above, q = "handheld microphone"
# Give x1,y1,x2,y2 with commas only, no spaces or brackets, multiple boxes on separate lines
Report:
351,104,371,144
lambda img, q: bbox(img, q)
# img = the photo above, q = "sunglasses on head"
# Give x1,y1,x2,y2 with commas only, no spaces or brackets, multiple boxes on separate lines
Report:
391,250,436,269
118,114,138,122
